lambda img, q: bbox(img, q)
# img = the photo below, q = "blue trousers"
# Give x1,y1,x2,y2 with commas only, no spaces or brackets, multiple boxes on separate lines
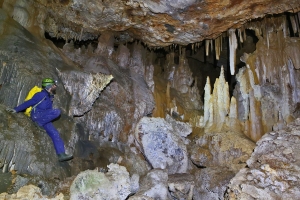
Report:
31,109,65,155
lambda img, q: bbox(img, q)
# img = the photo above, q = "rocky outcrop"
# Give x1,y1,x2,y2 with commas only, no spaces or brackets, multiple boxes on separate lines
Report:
57,70,113,116
194,167,236,200
0,184,64,200
135,115,192,174
191,131,255,170
70,163,131,200
0,104,71,179
225,118,300,199
168,173,195,200
129,169,170,200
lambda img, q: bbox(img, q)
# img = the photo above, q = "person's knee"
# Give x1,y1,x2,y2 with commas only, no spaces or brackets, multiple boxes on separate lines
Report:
54,109,61,115
51,109,61,118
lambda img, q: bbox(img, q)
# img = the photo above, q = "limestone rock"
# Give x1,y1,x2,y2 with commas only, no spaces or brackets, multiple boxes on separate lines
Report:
0,104,70,179
129,169,169,200
70,163,131,200
3,0,299,46
0,184,64,200
168,173,195,200
194,167,236,200
135,116,192,174
57,69,113,116
225,118,300,199
191,131,255,171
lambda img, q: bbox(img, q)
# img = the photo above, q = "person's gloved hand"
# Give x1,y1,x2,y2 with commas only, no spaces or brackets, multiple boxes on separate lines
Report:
6,108,16,113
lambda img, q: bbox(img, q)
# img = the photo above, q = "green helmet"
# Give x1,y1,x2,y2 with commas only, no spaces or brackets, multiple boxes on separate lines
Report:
42,78,56,88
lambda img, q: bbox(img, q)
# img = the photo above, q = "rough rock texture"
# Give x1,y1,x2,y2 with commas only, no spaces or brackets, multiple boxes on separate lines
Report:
70,164,131,200
191,131,255,170
227,15,300,142
152,50,203,125
61,39,155,144
129,169,170,200
2,0,300,47
57,70,113,116
194,167,236,200
168,173,195,200
0,104,70,179
189,130,255,200
135,115,192,174
0,184,64,200
225,118,300,200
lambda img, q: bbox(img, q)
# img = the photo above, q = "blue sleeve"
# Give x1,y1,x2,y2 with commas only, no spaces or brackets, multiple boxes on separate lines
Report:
14,92,45,112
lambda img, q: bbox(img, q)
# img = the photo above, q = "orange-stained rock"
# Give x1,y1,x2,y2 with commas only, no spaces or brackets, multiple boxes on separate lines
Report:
2,0,300,46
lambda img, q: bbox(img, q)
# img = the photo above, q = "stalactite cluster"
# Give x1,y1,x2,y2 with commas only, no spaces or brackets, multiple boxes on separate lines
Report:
194,14,300,142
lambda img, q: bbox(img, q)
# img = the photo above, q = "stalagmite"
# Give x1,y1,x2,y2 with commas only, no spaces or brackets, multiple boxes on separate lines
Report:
203,76,211,126
229,96,237,119
248,89,264,142
212,66,230,127
228,29,237,75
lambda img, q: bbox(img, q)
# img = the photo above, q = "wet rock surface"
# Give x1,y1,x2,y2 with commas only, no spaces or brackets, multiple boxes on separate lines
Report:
225,118,300,200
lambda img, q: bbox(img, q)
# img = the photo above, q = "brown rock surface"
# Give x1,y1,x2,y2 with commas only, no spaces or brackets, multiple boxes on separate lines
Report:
3,0,300,46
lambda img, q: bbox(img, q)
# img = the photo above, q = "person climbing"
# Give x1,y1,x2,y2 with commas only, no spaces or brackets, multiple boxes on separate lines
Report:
6,78,73,162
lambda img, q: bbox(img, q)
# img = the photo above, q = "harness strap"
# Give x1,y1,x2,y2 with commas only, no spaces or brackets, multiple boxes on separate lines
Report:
32,96,46,113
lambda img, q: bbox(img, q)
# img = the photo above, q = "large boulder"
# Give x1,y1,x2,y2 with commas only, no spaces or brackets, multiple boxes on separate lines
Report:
191,131,255,171
70,163,132,200
135,115,192,174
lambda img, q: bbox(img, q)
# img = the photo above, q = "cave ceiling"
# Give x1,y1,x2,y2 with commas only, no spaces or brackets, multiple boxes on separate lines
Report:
18,0,300,47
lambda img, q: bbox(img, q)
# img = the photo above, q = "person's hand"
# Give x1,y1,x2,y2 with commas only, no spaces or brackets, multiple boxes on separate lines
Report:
6,108,16,113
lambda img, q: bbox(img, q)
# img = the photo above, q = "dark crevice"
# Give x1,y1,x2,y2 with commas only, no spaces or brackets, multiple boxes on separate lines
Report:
45,32,98,49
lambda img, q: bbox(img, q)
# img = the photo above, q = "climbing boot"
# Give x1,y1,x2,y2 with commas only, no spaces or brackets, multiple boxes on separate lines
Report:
57,153,73,162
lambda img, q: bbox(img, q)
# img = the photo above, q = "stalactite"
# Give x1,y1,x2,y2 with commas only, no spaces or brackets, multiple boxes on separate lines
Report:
228,29,237,75
238,29,243,43
179,45,182,56
215,36,221,60
295,13,300,36
243,27,247,42
298,13,300,36
287,59,299,103
205,40,210,56
290,14,298,35
79,27,83,41
283,16,288,38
